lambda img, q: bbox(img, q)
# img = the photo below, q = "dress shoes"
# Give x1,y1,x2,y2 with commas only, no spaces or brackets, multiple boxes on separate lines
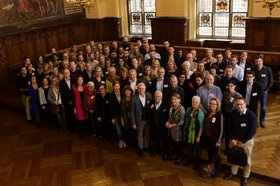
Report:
242,177,248,186
223,173,236,180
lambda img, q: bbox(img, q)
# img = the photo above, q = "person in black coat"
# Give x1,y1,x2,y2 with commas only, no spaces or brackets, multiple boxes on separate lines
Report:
164,75,185,108
95,84,114,142
236,71,262,118
204,97,223,178
149,90,168,157
238,51,253,81
109,82,126,148
59,69,75,132
150,67,169,96
219,65,239,93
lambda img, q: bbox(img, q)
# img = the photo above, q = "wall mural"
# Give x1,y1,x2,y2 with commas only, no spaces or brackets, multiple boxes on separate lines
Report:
0,0,65,28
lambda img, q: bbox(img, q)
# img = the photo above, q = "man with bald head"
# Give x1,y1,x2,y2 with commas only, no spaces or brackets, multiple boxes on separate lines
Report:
197,74,223,113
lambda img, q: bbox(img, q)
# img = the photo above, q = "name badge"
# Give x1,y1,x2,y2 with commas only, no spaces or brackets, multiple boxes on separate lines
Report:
101,81,105,84
210,93,214,98
252,92,257,96
219,69,224,72
246,67,251,71
151,104,154,109
138,73,143,76
212,117,216,123
261,74,266,77
90,95,94,100
230,97,234,102
105,71,109,74
240,123,247,127
164,84,168,88
148,81,152,84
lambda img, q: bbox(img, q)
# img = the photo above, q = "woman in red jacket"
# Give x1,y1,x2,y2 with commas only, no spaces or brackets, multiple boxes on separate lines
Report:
72,75,88,139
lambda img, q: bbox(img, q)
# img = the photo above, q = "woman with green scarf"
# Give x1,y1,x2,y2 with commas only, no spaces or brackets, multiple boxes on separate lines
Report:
183,95,205,169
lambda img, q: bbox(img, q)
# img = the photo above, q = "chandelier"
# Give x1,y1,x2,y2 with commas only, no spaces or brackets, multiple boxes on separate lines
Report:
255,0,280,16
66,0,102,12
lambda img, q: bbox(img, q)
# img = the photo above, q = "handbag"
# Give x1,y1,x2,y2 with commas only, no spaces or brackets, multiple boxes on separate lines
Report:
198,163,215,177
50,104,59,114
227,147,248,166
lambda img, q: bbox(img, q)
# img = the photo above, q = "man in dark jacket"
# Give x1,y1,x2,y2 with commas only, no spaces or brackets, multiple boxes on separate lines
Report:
224,97,257,186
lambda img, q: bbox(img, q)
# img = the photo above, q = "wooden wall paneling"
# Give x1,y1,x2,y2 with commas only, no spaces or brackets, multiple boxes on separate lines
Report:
0,37,9,87
33,31,48,57
244,17,280,52
268,23,280,51
151,17,189,45
102,17,122,41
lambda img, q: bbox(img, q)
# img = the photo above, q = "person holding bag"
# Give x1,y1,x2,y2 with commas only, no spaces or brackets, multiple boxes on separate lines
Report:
224,97,256,186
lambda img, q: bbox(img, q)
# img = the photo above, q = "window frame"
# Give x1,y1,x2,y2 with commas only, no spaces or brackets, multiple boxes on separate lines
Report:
196,0,248,39
127,0,156,36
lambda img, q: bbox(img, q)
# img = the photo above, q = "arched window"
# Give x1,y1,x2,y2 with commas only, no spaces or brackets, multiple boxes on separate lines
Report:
197,0,248,39
127,0,156,35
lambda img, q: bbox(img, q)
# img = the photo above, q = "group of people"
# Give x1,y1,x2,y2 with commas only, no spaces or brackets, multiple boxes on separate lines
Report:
16,38,274,186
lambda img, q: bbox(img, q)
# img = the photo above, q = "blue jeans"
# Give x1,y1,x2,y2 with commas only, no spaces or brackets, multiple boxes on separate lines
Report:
259,90,267,122
114,117,123,140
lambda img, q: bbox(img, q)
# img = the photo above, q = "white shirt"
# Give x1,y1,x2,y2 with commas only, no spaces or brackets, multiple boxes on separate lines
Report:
139,94,146,107
156,78,164,91
155,101,162,110
245,83,252,105
232,64,244,81
65,79,71,89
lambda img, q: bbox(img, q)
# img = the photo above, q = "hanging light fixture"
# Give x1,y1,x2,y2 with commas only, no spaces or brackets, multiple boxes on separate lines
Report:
255,0,280,16
66,0,102,12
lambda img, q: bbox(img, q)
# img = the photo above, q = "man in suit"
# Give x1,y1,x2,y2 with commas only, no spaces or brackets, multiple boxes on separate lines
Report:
128,69,142,95
82,62,94,84
149,90,168,157
219,65,239,93
238,51,253,81
224,97,257,186
150,67,169,96
131,82,153,156
164,75,185,109
59,69,75,132
230,55,244,82
236,71,262,118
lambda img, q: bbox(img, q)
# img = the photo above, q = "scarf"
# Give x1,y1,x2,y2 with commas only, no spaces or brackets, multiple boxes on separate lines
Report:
188,110,198,144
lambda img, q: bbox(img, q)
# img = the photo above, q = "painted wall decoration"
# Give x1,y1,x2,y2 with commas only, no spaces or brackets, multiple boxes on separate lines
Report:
0,0,65,28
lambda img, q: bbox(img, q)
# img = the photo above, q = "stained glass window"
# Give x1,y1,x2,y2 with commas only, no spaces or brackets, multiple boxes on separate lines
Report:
197,0,248,39
128,0,156,35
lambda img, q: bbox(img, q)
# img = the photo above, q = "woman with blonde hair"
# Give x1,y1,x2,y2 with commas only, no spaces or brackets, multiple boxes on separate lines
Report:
151,59,161,79
48,77,66,130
